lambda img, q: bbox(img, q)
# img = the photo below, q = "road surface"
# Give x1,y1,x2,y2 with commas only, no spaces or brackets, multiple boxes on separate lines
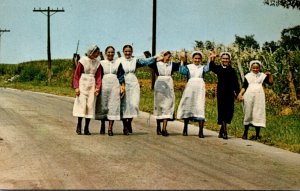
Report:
0,88,299,189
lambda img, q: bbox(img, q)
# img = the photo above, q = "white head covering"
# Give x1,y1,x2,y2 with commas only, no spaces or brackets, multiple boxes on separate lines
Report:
249,60,262,70
191,51,204,59
160,50,171,56
86,44,99,56
220,52,231,60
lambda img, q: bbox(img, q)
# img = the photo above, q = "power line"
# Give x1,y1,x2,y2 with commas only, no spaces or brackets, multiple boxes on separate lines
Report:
0,29,10,64
33,7,64,85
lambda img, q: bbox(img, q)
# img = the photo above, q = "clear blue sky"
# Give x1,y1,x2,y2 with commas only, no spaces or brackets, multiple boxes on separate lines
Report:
0,0,300,64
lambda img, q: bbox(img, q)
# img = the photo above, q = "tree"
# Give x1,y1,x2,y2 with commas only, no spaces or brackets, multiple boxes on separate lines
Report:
194,40,204,49
205,40,215,50
264,0,300,10
262,41,280,52
281,25,300,50
234,34,260,50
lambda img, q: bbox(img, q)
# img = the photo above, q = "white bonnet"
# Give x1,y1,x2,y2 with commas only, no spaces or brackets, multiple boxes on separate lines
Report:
86,44,99,56
249,60,262,70
191,51,204,58
220,52,231,60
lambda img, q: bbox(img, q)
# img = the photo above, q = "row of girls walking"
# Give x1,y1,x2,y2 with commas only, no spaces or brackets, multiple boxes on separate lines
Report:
72,44,273,140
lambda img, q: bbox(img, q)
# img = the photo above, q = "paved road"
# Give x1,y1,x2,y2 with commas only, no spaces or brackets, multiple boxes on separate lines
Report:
0,88,299,189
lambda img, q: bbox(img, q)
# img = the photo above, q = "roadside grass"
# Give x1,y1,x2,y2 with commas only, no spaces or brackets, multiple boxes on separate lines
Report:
0,60,299,153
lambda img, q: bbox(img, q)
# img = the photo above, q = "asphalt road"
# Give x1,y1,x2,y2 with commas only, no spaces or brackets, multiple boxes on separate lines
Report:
0,88,299,189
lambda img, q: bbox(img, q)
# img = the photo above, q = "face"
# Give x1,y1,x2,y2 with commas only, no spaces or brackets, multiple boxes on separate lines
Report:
193,54,202,65
105,47,115,61
123,47,133,59
251,63,260,74
221,54,230,66
163,53,172,63
89,49,100,59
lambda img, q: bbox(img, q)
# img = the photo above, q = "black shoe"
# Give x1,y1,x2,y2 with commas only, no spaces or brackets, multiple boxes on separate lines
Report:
100,126,105,135
123,128,129,135
161,130,169,136
198,130,204,138
76,125,81,135
84,131,91,135
108,129,113,136
223,131,228,140
128,126,133,133
183,131,188,136
218,132,223,138
242,134,248,140
157,127,162,135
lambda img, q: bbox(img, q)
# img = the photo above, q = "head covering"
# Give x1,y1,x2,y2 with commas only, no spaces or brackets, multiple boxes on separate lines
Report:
220,52,231,60
160,50,171,56
249,60,262,70
85,44,99,56
191,51,204,58
122,44,133,51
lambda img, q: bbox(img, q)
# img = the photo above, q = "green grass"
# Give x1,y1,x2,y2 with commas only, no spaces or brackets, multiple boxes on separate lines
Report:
1,59,300,153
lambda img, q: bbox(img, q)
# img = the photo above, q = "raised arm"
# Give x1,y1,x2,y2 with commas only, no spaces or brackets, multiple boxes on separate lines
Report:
136,56,157,68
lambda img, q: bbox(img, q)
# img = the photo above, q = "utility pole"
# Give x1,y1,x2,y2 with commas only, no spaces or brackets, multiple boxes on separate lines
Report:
33,7,64,85
0,29,10,63
151,0,157,89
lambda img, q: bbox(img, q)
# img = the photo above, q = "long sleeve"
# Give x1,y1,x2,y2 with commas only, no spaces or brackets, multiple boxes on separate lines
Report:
95,65,102,89
209,61,218,74
73,63,84,89
117,64,125,84
203,62,210,74
136,57,157,68
242,78,249,90
179,64,189,77
171,62,180,73
232,69,240,95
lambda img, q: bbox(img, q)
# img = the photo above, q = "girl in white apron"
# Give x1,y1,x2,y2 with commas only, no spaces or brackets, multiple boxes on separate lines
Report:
95,46,125,136
177,51,210,138
237,60,273,140
73,45,102,135
119,44,158,135
148,51,184,136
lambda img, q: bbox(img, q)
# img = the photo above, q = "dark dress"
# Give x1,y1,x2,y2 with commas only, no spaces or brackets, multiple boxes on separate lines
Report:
210,61,240,124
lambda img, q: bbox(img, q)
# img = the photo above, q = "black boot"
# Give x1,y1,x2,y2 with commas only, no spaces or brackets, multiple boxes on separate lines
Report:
255,127,261,140
76,117,82,135
161,129,169,136
183,119,188,136
156,120,162,135
218,124,224,138
100,120,105,134
84,119,91,135
122,119,129,135
223,122,228,140
198,120,204,138
128,119,133,133
242,125,249,140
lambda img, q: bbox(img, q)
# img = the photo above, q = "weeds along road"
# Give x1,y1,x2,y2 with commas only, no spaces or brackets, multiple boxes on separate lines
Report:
0,87,299,190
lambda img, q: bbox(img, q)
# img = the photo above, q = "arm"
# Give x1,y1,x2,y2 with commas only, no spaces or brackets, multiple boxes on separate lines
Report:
237,79,248,101
172,62,180,73
73,63,84,96
136,56,157,68
203,62,210,73
117,64,125,98
95,65,102,96
232,69,241,97
264,71,273,85
209,61,218,74
179,63,189,77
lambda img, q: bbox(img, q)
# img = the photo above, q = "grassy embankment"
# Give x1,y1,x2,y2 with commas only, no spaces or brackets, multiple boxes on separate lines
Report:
0,59,299,153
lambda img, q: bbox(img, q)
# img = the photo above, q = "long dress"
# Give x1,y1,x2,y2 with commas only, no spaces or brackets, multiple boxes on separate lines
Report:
95,59,125,120
177,63,209,120
119,57,156,119
243,72,268,127
149,61,180,120
72,56,101,118
210,61,240,124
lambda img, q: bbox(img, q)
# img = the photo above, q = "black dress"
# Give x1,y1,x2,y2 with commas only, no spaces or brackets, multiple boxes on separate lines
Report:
210,61,240,124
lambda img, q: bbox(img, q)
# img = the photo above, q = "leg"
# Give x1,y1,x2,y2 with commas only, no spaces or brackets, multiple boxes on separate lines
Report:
76,117,83,135
108,120,114,136
183,119,189,136
161,119,169,136
242,125,249,140
198,120,204,138
100,119,106,134
122,119,129,135
255,126,261,140
223,121,228,140
156,119,162,135
84,118,91,135
218,122,224,138
128,118,133,133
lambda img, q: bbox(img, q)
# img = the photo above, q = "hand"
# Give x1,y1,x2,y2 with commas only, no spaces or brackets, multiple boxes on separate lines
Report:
156,55,164,62
120,85,125,98
237,95,243,102
265,71,272,75
95,88,100,96
179,52,187,63
208,51,217,62
75,88,80,96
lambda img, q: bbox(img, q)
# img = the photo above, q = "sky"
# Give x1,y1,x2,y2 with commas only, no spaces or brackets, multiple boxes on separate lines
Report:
0,0,300,64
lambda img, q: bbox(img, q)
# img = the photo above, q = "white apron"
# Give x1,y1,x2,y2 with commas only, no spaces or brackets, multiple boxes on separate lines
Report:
177,64,206,119
154,62,175,119
119,57,140,118
95,60,121,120
73,56,100,118
243,72,267,127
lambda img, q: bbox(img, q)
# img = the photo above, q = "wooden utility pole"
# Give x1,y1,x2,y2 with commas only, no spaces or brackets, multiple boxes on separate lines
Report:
33,7,64,85
0,29,10,63
151,0,157,89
